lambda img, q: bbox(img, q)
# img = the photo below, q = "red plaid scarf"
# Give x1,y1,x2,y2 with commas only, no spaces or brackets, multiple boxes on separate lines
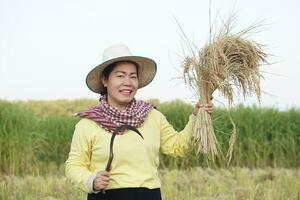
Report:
75,95,154,134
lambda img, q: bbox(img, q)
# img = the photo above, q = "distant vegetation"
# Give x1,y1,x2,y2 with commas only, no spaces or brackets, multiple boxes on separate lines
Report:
1,99,299,176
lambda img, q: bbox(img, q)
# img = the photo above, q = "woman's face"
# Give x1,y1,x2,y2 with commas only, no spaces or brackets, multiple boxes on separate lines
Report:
101,62,138,111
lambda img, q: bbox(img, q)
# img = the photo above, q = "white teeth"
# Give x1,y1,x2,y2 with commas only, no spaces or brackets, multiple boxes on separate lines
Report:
121,90,131,93
120,90,132,95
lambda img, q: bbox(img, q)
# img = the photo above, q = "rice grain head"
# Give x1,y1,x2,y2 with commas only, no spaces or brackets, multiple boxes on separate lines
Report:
181,15,268,161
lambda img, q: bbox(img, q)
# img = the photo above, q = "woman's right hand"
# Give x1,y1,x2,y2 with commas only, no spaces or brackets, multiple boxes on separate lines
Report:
93,170,110,191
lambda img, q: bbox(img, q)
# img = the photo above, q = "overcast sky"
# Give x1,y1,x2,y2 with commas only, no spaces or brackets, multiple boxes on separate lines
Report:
1,0,299,109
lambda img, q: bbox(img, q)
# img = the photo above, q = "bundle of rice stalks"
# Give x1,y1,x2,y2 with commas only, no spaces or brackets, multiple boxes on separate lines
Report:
180,14,268,163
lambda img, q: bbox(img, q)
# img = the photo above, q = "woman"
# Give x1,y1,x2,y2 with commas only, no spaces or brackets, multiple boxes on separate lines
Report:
65,44,213,200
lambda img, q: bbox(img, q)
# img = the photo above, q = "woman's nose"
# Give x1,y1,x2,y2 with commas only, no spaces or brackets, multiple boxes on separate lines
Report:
122,76,131,85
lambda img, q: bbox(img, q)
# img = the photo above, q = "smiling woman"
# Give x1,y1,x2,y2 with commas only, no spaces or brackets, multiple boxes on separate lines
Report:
101,61,139,111
65,44,213,200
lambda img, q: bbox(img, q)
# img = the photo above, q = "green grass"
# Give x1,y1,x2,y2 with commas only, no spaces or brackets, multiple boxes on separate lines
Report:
0,99,299,175
0,101,77,175
159,103,300,169
1,99,299,199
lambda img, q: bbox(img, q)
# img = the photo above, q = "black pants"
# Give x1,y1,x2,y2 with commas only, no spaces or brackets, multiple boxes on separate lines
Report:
87,187,162,200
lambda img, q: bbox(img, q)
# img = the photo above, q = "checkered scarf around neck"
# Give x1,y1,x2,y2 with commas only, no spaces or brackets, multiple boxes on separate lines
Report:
75,95,154,134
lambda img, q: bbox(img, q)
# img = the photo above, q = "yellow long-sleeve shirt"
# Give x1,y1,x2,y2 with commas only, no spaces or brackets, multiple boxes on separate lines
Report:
65,109,196,193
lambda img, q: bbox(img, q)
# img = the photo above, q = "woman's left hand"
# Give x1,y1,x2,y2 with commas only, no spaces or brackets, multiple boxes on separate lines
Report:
193,101,213,115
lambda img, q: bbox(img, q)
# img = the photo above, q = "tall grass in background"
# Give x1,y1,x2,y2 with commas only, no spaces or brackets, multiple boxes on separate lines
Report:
0,101,77,175
161,103,300,169
0,99,299,175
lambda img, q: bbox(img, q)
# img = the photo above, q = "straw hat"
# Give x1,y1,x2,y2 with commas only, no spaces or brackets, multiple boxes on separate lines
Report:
86,44,157,94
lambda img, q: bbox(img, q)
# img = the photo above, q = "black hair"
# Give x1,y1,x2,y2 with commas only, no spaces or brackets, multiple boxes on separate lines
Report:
100,60,139,95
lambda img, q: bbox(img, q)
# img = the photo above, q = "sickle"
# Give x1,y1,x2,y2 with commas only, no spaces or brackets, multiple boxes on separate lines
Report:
104,124,143,171
101,124,143,194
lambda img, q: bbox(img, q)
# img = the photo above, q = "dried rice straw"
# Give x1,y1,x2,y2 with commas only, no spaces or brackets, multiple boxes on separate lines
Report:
179,13,268,164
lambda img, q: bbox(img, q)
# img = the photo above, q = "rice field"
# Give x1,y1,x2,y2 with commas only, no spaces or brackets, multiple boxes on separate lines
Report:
0,168,299,200
0,99,299,199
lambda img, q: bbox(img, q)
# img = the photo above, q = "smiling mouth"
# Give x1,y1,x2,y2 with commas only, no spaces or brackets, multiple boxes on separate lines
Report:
120,89,133,95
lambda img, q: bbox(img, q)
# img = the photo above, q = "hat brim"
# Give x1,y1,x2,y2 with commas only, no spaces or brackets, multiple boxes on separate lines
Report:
86,56,157,94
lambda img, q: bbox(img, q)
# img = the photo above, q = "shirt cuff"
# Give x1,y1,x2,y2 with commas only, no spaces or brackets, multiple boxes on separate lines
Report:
87,173,100,194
